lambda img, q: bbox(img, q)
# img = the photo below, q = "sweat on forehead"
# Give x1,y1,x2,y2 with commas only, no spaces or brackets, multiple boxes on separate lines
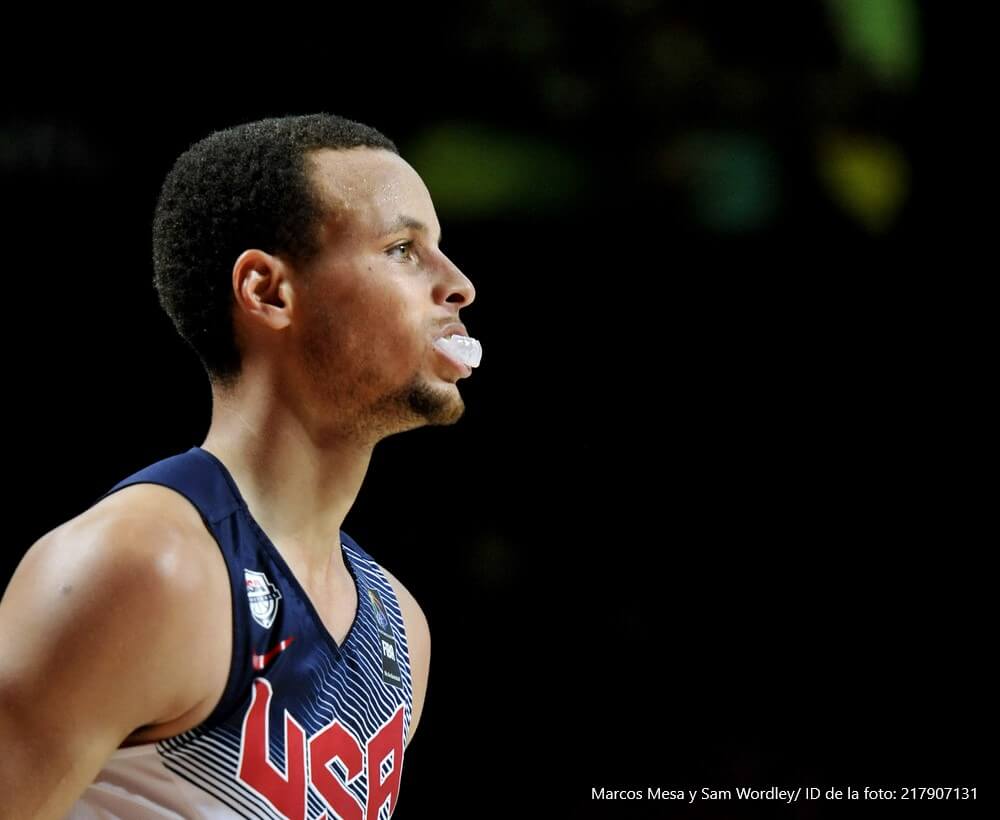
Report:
307,149,438,237
306,147,419,209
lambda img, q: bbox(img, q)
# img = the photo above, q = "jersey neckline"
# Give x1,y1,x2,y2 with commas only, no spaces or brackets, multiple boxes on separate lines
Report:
190,445,362,655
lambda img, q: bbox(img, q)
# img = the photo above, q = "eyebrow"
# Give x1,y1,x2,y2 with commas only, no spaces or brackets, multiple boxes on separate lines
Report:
380,215,442,244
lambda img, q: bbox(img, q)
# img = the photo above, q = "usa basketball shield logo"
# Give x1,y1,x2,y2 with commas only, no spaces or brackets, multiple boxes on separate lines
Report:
244,569,282,629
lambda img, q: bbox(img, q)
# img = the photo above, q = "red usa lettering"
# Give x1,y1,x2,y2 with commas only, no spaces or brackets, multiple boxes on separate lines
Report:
238,679,405,819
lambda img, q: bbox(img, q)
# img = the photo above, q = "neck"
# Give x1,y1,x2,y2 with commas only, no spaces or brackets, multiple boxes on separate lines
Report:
200,379,374,579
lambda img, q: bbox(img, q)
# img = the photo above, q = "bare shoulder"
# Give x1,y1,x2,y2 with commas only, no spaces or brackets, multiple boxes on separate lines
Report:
3,482,226,700
59,481,217,549
11,484,212,608
9,483,225,622
378,563,430,747
0,483,230,816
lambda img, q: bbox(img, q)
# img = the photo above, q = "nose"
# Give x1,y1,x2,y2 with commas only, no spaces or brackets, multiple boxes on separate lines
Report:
434,252,476,308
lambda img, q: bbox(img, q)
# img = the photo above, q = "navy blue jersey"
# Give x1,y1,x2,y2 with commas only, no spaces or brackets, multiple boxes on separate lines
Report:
69,446,413,820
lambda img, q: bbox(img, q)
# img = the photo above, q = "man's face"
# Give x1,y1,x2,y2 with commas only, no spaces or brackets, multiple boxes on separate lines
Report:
289,148,477,441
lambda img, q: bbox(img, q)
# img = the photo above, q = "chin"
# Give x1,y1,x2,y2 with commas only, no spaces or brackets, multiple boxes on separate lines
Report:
406,380,466,426
368,377,465,438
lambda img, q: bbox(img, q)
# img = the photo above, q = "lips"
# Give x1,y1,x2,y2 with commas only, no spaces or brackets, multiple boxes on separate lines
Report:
434,322,469,341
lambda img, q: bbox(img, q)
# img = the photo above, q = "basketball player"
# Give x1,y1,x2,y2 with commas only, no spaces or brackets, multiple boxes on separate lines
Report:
0,113,479,818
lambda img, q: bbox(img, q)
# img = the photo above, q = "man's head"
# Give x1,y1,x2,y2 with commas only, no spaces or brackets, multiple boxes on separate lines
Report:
153,114,476,441
153,114,397,389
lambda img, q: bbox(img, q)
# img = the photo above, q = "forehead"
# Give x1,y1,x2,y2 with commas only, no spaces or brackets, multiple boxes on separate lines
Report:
307,147,438,237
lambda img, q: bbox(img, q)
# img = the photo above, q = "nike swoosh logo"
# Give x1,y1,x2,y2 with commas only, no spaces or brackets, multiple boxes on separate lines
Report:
252,636,295,671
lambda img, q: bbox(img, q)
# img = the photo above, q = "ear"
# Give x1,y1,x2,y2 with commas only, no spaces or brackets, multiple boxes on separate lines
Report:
231,249,295,331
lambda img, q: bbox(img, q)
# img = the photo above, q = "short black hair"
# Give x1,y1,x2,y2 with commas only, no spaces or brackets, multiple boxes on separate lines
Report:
152,113,398,389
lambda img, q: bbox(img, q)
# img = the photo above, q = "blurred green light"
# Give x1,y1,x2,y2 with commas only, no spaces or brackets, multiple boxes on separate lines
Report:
404,124,586,218
825,0,921,87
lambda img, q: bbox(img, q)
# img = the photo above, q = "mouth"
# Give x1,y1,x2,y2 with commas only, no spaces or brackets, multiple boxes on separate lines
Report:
434,322,469,342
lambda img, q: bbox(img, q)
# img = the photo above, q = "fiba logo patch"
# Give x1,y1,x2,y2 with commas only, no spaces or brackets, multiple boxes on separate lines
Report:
244,569,282,629
367,589,403,688
367,588,391,631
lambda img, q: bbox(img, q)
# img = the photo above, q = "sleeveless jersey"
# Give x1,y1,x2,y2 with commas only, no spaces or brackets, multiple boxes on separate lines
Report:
67,446,414,820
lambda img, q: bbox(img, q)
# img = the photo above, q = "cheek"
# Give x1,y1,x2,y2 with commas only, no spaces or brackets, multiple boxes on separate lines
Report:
357,287,424,360
371,309,426,376
339,308,424,387
300,275,426,381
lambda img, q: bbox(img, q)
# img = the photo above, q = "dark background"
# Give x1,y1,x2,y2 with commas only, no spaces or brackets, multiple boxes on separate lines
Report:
3,2,987,818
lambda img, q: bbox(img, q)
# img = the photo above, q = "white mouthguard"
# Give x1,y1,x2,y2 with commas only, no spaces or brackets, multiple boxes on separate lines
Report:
434,335,482,368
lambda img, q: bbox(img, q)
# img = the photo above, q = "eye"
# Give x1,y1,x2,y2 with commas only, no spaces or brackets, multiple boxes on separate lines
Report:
387,241,415,261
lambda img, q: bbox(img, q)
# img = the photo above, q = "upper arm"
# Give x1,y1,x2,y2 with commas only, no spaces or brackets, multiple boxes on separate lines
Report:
379,566,430,748
0,507,218,819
